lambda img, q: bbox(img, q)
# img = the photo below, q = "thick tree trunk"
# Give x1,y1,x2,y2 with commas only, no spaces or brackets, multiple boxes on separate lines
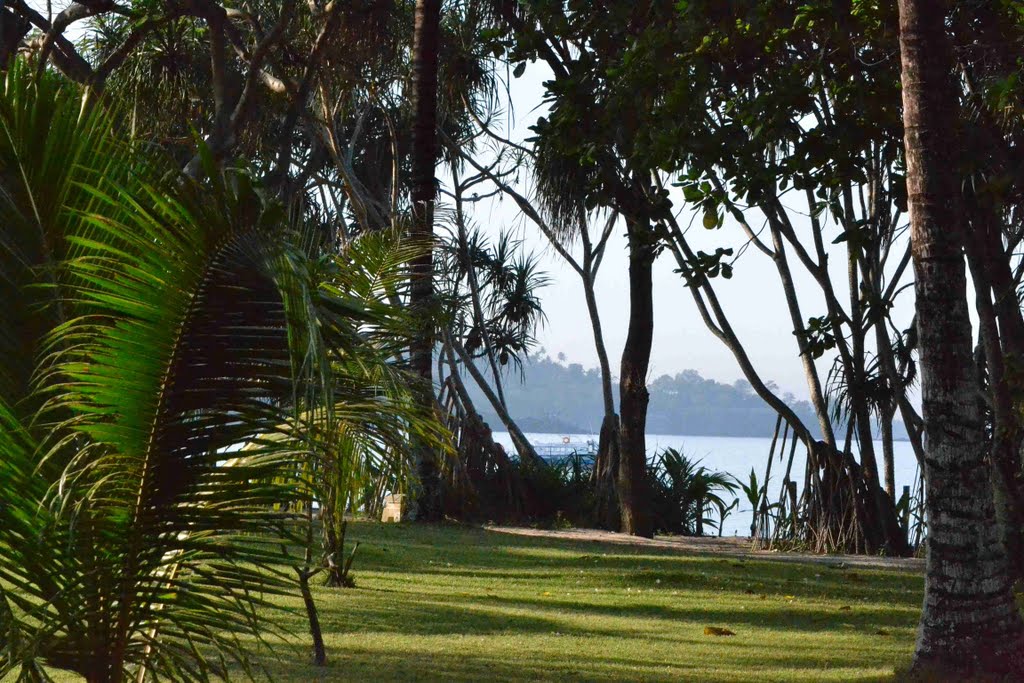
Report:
898,0,1024,674
409,0,442,521
617,216,655,538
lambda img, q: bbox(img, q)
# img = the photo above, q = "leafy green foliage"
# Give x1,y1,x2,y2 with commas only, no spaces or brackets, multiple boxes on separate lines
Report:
0,61,441,681
649,448,739,536
438,227,548,375
738,468,769,537
300,228,450,586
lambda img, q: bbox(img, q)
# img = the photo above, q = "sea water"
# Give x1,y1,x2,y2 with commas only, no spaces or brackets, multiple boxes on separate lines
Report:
490,431,920,538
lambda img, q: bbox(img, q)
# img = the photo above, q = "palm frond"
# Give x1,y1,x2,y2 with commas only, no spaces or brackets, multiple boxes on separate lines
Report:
0,60,331,679
0,59,127,411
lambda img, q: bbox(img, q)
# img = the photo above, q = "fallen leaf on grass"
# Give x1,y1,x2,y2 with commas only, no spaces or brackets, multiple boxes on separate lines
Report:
704,626,736,637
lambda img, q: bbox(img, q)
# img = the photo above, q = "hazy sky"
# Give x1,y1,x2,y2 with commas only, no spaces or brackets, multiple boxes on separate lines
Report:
453,65,919,401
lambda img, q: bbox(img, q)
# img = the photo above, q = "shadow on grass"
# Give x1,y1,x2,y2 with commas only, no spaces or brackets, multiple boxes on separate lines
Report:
247,521,921,682
253,639,901,683
478,593,918,633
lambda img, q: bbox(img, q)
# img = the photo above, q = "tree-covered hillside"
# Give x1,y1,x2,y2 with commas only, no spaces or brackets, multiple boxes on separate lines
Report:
469,354,907,439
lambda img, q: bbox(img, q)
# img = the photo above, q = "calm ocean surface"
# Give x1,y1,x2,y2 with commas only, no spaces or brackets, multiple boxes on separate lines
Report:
491,431,920,538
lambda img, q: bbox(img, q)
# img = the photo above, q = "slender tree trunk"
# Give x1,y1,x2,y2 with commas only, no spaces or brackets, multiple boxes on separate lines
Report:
978,219,1024,579
879,406,895,502
448,334,544,469
593,413,621,529
297,566,326,666
580,229,617,421
874,318,900,502
581,229,621,529
842,197,883,501
844,238,900,553
965,221,1024,580
409,0,442,521
296,503,326,666
453,168,507,408
898,0,1024,673
617,214,655,538
767,222,837,450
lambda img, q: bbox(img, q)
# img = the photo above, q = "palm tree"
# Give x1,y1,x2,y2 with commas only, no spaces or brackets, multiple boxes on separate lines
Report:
307,228,450,585
0,62,436,681
408,0,443,521
897,0,1024,675
651,449,737,537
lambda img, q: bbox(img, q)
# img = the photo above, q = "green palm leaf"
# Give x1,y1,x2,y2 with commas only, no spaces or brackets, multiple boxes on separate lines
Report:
0,59,127,413
0,54,451,681
0,59,369,681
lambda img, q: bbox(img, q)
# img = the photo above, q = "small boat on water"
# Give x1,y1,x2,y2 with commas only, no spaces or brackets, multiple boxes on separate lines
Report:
532,436,598,464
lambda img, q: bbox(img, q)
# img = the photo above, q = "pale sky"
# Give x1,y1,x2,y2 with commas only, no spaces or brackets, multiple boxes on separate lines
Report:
451,65,919,401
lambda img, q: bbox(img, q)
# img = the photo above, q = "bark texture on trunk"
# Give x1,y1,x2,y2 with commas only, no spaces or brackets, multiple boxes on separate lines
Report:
410,0,442,521
898,0,1024,673
593,413,621,530
617,215,655,538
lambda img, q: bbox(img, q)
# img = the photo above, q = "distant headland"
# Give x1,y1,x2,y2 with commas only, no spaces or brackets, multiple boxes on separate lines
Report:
468,354,909,440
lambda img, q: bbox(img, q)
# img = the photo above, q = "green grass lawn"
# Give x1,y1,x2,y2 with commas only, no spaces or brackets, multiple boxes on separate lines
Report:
246,522,924,682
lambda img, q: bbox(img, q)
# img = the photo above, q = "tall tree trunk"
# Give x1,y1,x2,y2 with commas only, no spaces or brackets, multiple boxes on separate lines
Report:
409,0,442,521
898,0,1024,673
954,3,1024,576
879,404,895,502
617,214,655,538
843,234,901,553
452,167,507,409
